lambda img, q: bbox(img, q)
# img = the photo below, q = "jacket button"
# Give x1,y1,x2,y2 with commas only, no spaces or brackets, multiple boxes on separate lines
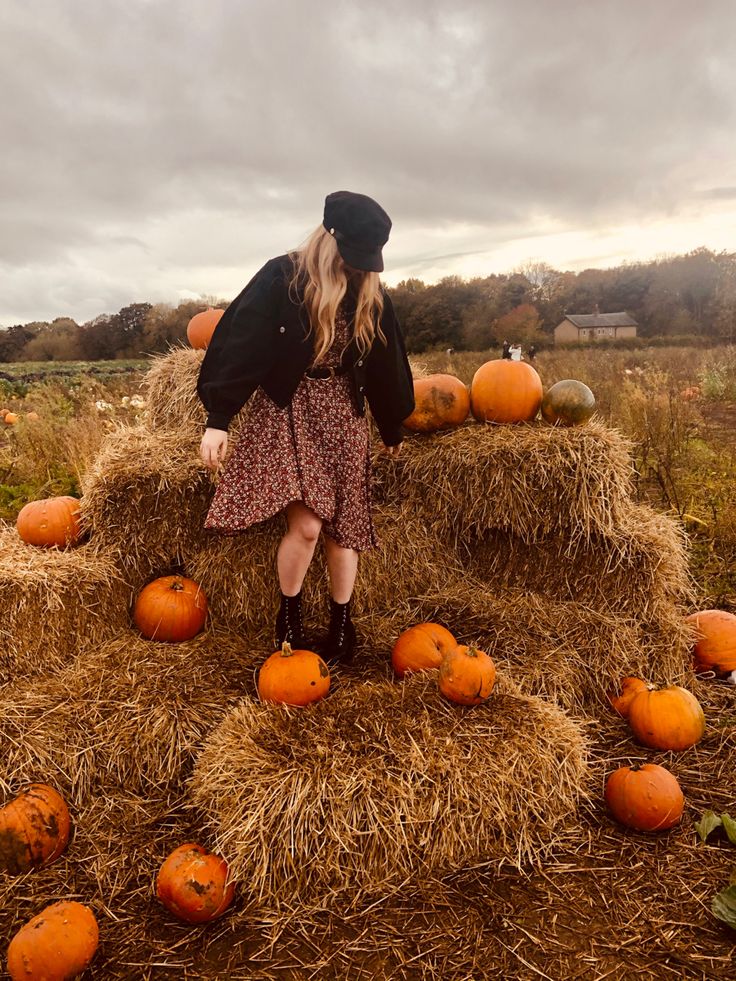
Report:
357,359,363,366
359,385,365,393
279,326,286,333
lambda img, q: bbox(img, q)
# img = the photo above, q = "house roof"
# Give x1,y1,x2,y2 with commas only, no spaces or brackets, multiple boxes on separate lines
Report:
564,313,638,328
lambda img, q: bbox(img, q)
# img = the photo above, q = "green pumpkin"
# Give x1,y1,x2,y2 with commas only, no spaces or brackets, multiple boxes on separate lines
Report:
541,379,595,427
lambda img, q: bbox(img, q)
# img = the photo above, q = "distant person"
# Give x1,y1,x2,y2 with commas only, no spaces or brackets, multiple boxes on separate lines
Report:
502,339,510,360
197,191,414,666
510,344,522,362
528,344,536,361
446,347,454,356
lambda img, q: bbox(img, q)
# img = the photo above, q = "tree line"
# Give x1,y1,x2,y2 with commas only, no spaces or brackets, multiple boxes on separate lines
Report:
1,247,735,362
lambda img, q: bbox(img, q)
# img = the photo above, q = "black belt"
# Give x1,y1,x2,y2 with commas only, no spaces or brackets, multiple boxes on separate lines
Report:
305,365,348,379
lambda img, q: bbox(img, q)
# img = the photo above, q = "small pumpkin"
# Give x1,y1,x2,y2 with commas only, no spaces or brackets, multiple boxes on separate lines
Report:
16,496,83,549
258,642,330,706
604,763,684,831
0,784,71,874
470,359,543,424
627,685,705,751
157,842,235,924
608,676,648,718
541,379,596,427
391,622,457,678
3,411,19,425
686,609,736,676
187,308,224,350
25,411,40,421
133,575,208,642
403,374,470,432
7,900,99,981
438,644,496,705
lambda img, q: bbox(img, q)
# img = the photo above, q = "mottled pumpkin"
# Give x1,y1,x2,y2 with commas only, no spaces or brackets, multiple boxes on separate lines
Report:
438,644,496,705
133,575,208,642
404,374,470,432
470,359,543,424
16,496,82,548
686,609,736,675
541,379,596,427
187,308,224,349
608,676,648,719
157,843,235,924
627,685,705,751
0,784,71,875
391,622,457,678
605,763,684,831
7,900,99,981
258,642,331,706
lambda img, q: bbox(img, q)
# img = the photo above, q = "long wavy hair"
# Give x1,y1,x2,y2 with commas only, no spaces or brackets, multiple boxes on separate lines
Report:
287,225,385,363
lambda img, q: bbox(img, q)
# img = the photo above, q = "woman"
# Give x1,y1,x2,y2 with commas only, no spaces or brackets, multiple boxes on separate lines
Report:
196,191,415,665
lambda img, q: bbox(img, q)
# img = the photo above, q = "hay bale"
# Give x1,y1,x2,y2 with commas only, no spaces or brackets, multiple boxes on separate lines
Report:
0,626,260,806
79,423,213,584
190,672,589,911
0,525,130,685
143,346,212,433
380,421,635,547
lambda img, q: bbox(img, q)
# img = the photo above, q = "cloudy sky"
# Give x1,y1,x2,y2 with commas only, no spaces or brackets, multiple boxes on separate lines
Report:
2,0,735,325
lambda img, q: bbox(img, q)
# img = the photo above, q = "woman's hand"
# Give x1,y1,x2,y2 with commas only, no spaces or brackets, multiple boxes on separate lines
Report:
200,428,228,470
383,442,402,459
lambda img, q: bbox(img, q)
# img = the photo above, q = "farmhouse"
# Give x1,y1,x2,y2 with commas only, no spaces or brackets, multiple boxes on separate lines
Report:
555,311,637,343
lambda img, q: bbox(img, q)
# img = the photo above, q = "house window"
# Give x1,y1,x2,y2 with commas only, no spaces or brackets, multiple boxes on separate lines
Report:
580,329,587,338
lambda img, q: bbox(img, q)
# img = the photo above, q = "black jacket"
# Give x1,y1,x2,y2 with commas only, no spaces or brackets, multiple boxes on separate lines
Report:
196,255,415,447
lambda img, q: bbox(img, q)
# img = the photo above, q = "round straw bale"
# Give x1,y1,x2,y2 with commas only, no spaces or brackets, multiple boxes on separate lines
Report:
0,525,131,685
0,626,262,806
190,672,589,912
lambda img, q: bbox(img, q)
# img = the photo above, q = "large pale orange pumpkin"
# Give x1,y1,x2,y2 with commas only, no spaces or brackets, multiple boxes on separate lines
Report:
627,685,705,751
403,374,470,432
608,676,648,718
187,308,224,349
438,644,496,705
686,609,736,675
16,496,82,548
541,379,596,427
7,901,99,980
133,575,208,642
604,763,684,831
470,359,543,423
258,642,331,706
157,843,235,924
391,622,457,678
0,784,71,874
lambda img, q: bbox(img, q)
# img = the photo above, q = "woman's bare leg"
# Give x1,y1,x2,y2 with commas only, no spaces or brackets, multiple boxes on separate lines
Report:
277,501,323,595
323,533,359,602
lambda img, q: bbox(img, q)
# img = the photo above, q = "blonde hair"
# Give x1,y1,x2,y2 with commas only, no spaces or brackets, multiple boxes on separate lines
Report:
287,225,385,363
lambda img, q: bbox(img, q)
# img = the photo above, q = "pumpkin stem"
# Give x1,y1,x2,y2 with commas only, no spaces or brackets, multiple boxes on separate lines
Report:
630,763,643,772
281,642,293,657
466,645,479,658
170,580,184,592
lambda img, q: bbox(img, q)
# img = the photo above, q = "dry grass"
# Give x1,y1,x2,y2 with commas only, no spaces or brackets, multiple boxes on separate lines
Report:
0,524,131,684
190,671,589,913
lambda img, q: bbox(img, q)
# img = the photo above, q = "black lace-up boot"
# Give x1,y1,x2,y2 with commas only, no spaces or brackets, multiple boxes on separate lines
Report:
274,590,307,649
322,597,357,666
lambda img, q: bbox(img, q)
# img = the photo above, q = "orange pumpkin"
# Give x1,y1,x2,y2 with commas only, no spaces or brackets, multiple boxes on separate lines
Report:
187,308,224,349
258,642,331,706
16,496,83,548
686,609,736,676
627,685,705,751
25,411,40,421
0,784,71,874
7,901,98,980
608,676,648,718
392,622,457,678
541,379,596,427
133,575,208,642
157,843,235,924
438,644,496,705
403,374,470,432
470,359,543,424
3,411,19,425
604,763,684,831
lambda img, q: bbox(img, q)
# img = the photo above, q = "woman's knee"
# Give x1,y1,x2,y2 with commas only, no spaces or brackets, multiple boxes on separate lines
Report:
288,505,322,544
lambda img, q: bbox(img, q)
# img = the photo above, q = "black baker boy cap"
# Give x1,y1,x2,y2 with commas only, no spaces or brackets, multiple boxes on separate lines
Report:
323,190,392,273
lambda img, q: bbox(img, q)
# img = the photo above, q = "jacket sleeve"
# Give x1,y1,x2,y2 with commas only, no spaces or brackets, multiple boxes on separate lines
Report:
364,292,415,447
196,259,282,431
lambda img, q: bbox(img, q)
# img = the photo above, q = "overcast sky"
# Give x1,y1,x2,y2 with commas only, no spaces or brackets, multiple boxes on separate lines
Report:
2,0,735,325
